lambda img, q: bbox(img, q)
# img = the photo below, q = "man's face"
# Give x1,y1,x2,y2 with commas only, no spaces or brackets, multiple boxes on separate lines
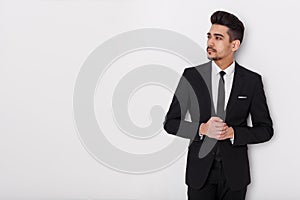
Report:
206,24,235,61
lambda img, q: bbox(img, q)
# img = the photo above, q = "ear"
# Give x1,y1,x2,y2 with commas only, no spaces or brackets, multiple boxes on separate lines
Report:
231,40,241,52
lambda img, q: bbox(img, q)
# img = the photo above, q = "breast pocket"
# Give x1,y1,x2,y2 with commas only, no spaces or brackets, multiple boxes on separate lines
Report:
232,95,251,117
237,95,248,100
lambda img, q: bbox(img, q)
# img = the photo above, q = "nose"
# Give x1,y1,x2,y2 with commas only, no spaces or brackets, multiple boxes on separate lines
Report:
207,38,214,47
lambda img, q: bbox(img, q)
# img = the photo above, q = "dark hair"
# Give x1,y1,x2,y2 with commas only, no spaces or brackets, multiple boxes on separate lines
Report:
210,11,245,44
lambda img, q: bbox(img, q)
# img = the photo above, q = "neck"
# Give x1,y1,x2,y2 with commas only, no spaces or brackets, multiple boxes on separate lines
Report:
214,56,234,70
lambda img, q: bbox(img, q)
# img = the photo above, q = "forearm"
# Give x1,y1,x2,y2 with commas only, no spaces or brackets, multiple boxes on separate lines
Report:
232,125,273,146
163,118,201,140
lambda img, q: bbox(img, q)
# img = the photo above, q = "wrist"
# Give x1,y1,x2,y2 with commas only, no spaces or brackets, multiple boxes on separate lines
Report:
229,127,234,139
199,123,207,135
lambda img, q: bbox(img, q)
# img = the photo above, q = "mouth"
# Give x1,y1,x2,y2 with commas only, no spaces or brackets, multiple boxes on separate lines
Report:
207,47,216,53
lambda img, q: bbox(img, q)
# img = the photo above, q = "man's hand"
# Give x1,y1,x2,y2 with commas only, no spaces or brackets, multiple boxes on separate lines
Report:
199,117,234,140
218,127,234,140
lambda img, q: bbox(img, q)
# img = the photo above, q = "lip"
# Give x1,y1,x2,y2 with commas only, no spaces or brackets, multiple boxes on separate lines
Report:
207,47,216,52
207,49,216,53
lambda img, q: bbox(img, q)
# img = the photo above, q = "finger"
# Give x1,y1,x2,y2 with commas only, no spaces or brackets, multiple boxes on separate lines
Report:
217,134,224,140
211,116,223,122
218,133,227,140
219,135,225,139
216,123,227,129
219,127,229,135
213,121,225,127
213,127,224,132
211,130,223,137
214,125,224,129
222,125,229,131
213,129,225,136
220,129,227,135
222,123,228,127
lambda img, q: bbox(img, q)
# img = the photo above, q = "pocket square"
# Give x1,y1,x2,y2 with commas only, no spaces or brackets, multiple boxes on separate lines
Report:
238,95,247,99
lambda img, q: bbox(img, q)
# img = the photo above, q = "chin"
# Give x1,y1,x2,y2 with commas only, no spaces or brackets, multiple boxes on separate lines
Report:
207,56,217,61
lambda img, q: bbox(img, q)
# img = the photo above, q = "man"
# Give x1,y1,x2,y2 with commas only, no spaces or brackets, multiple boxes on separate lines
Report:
163,11,273,200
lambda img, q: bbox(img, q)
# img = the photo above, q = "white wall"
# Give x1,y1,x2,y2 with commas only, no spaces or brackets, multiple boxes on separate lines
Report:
0,0,299,199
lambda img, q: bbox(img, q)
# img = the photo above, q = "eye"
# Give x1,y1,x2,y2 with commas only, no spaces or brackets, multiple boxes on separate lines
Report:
216,36,222,40
207,35,211,39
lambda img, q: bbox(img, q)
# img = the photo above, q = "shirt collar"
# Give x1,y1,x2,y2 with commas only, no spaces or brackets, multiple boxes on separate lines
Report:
212,60,235,76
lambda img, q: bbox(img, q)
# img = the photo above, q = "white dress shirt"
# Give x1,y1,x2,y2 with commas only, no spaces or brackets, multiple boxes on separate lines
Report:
200,61,235,144
211,61,235,112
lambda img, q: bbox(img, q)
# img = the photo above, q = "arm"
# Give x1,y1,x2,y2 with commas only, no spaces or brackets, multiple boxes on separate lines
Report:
232,75,274,145
163,69,201,141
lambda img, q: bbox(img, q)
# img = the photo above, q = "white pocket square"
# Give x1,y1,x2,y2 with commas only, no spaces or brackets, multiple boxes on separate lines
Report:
238,96,247,99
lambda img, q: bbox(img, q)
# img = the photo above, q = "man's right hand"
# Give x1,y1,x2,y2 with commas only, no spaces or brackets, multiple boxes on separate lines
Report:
199,117,228,140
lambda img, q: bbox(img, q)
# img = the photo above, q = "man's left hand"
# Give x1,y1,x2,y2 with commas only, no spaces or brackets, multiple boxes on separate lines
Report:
218,127,234,140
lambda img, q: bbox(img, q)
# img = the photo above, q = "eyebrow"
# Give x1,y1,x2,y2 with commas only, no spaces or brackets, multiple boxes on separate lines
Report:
207,33,225,38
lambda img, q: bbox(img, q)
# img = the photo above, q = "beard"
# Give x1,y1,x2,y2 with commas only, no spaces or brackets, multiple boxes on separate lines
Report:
207,55,221,61
207,47,220,60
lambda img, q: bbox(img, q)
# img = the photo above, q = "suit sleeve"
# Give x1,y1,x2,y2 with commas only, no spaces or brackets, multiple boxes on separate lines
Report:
233,75,274,145
163,69,201,141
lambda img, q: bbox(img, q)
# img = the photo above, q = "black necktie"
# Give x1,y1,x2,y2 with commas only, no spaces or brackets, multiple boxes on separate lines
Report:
215,71,226,161
217,71,226,120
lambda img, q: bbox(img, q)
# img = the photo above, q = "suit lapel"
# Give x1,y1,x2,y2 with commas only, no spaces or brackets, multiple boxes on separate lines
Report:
195,61,215,115
225,62,245,119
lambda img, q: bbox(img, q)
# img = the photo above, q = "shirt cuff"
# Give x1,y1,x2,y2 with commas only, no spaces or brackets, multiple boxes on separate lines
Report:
199,134,204,140
230,133,234,144
199,123,205,140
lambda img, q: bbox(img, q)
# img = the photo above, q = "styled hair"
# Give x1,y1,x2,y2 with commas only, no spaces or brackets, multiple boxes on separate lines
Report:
210,11,245,44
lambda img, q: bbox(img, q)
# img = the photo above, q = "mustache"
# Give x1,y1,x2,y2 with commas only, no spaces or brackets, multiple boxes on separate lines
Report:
207,47,217,52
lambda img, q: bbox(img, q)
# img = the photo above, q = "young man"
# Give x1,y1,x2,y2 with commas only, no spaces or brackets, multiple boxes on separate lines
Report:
163,11,273,200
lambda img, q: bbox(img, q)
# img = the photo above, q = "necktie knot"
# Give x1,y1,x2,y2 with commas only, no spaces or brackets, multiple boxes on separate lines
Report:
219,71,226,82
220,70,226,77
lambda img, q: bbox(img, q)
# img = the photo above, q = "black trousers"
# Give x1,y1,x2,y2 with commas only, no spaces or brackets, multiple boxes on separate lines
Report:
187,159,247,200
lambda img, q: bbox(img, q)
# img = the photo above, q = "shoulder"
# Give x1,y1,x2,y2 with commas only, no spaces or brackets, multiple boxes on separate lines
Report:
182,61,210,76
236,62,262,81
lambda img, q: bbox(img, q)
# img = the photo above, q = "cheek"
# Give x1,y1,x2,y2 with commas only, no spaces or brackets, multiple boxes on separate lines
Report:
215,45,224,53
215,42,224,50
217,44,231,54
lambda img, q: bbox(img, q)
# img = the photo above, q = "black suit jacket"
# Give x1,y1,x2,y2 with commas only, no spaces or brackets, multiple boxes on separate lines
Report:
163,61,273,191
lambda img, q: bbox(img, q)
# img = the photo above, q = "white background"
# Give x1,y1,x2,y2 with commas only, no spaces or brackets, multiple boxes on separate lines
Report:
1,0,299,199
